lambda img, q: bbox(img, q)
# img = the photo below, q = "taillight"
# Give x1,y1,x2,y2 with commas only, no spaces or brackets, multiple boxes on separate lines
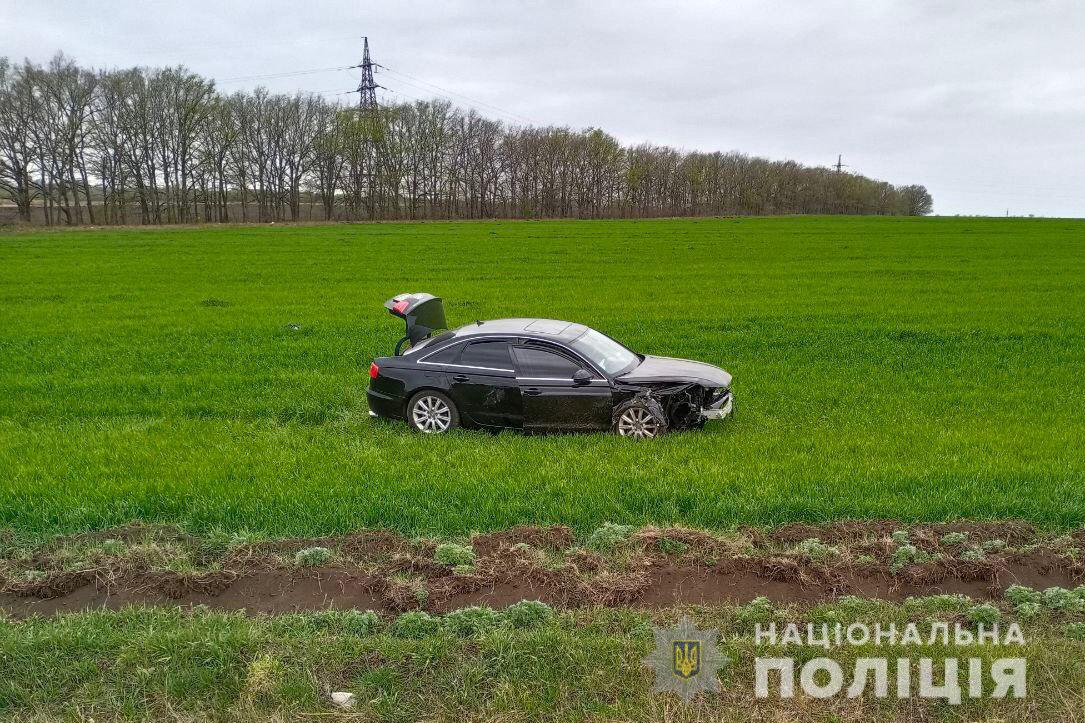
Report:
369,362,379,379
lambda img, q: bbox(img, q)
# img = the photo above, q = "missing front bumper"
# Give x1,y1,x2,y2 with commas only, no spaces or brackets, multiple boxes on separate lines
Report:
701,394,734,421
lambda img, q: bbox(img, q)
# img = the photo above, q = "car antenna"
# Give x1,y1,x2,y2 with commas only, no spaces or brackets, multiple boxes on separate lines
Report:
475,320,483,325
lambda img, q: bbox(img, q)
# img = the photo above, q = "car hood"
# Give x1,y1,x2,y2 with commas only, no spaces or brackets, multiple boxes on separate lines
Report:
617,355,732,388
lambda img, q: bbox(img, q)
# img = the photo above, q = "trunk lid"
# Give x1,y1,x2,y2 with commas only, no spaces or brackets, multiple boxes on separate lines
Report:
385,293,447,353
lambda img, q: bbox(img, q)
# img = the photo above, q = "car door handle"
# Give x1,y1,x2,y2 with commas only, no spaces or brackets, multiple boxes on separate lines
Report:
452,375,471,382
523,388,542,396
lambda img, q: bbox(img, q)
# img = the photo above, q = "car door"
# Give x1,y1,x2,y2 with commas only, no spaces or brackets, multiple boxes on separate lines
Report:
512,343,612,432
445,340,522,429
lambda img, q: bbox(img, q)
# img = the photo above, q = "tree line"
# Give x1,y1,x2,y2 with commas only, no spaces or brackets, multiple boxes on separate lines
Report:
0,54,933,225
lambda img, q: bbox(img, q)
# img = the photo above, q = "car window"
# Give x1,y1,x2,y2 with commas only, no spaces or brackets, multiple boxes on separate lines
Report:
458,341,513,370
513,347,583,378
422,342,462,364
569,328,639,375
404,330,456,355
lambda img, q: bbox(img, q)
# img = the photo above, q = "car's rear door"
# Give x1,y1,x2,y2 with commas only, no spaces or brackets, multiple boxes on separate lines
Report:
445,339,522,429
512,343,612,432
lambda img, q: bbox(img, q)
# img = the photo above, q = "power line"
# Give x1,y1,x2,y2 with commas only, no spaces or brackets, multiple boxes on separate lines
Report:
121,31,539,124
376,70,533,125
934,178,1084,195
199,37,538,125
942,188,1085,202
159,34,539,125
378,66,537,125
216,66,354,85
128,34,361,59
373,73,488,110
299,87,358,96
380,86,425,103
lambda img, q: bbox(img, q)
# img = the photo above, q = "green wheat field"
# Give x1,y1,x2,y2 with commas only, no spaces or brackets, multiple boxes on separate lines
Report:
2,216,1083,539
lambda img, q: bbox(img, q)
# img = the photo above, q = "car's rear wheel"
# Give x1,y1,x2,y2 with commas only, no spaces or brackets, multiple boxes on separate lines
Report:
407,391,459,434
614,401,667,439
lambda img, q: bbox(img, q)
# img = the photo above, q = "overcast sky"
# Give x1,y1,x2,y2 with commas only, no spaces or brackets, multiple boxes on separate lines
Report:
6,0,1084,216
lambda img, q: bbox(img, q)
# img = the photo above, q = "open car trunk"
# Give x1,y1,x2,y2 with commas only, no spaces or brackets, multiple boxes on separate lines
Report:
384,293,448,354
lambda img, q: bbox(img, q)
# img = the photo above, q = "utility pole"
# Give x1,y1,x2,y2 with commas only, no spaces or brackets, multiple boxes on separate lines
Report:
356,37,380,111
834,154,847,173
351,37,383,220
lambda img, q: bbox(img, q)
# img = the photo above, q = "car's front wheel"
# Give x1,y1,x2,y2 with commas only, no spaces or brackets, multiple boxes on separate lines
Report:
407,391,460,434
613,399,668,439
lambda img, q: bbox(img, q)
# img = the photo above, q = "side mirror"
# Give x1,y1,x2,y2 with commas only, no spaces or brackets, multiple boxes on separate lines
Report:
572,369,593,385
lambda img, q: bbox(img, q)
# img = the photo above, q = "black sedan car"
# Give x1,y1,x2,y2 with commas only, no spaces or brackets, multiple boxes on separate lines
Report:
367,293,733,438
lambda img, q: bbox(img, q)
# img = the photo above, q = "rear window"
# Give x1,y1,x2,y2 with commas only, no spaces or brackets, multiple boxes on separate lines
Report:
421,341,461,364
458,341,514,370
404,330,455,355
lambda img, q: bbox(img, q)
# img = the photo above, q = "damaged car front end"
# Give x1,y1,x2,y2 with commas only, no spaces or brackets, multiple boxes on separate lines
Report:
610,357,734,438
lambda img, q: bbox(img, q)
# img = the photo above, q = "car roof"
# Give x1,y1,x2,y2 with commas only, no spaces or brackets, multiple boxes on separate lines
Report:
451,318,588,341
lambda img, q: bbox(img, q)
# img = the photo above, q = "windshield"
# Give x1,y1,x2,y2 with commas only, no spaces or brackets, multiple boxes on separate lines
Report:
570,328,640,376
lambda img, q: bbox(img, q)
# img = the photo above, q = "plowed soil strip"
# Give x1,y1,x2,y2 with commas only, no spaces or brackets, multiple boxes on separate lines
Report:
3,521,1081,618
2,562,1079,618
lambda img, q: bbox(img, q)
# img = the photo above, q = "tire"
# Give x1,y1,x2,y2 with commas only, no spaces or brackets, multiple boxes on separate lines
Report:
613,398,668,439
407,390,460,434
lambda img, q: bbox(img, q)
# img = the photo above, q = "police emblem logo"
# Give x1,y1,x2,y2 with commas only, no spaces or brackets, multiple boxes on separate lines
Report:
644,616,729,701
672,640,701,679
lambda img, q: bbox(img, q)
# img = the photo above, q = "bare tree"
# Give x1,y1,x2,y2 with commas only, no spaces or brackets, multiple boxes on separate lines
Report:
0,60,39,221
0,54,934,226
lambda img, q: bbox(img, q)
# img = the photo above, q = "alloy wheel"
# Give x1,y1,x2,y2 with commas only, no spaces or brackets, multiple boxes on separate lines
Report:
412,395,453,433
617,406,661,439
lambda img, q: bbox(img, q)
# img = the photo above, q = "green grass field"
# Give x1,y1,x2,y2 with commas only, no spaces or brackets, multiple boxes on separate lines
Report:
4,602,1084,722
1,217,1083,539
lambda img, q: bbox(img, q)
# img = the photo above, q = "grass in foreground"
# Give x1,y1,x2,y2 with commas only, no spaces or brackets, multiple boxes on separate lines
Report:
2,599,1084,722
1,217,1084,537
